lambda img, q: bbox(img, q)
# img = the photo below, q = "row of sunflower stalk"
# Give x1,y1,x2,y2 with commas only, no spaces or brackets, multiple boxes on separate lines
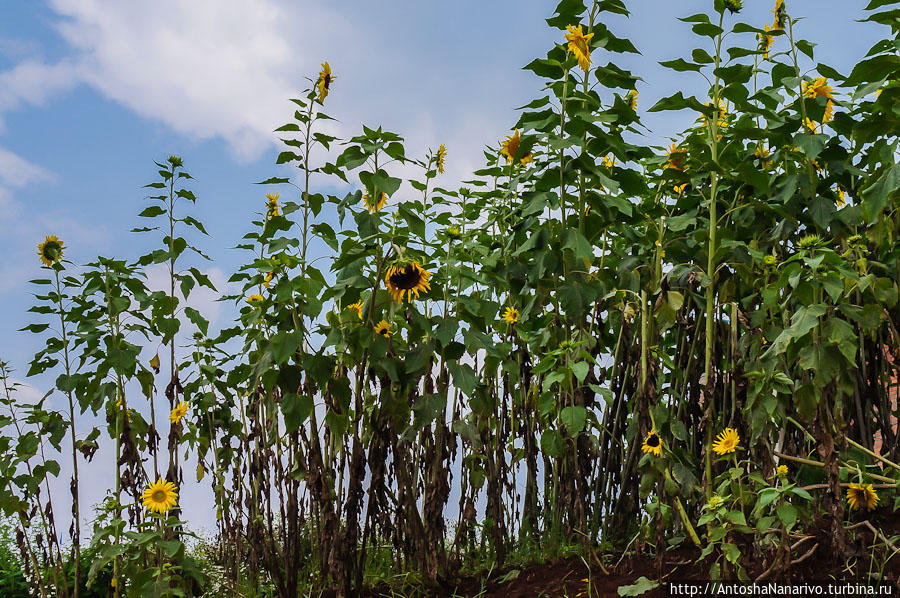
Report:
4,0,900,595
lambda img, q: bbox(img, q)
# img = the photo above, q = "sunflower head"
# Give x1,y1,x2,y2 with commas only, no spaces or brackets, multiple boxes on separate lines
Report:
722,0,742,13
436,144,447,174
712,427,740,455
626,89,638,111
776,464,788,476
665,144,686,171
674,183,688,196
706,495,725,510
263,271,276,288
847,483,880,511
246,293,264,304
797,234,822,251
374,319,392,338
142,479,178,514
500,129,533,166
501,306,519,325
772,0,787,30
149,353,161,374
836,187,846,207
346,300,364,320
316,61,334,102
564,24,594,72
758,24,775,58
363,191,388,213
385,260,432,303
641,430,662,457
169,401,189,424
601,155,616,169
802,77,834,100
265,193,280,218
38,235,65,267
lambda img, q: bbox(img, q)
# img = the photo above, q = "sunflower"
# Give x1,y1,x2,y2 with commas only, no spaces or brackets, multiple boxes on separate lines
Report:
601,155,616,169
758,24,774,59
436,144,447,174
149,353,160,374
823,100,834,123
776,464,788,476
265,192,280,218
263,271,276,288
316,62,334,102
246,293,264,304
346,300,364,319
626,89,638,111
674,183,688,196
712,427,740,455
169,401,188,424
501,306,519,325
385,261,432,303
723,0,742,13
564,24,594,72
142,479,178,514
37,235,65,267
802,77,834,100
374,319,392,338
641,430,662,456
665,144,686,171
362,191,388,213
771,0,787,30
500,129,533,166
803,117,819,133
847,483,880,511
836,187,846,207
707,495,724,510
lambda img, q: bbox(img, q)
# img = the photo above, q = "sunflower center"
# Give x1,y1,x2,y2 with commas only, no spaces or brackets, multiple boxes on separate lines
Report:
323,74,332,89
389,266,423,290
646,435,660,447
152,490,166,503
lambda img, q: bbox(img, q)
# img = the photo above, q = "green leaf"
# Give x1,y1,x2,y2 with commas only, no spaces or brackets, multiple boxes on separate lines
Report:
540,429,565,458
618,577,660,597
560,406,587,436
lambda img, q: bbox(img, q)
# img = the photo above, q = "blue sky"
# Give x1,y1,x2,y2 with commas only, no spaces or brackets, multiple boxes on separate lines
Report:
0,0,886,531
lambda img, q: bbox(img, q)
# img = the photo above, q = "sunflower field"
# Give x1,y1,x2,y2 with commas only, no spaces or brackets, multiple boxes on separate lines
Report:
4,0,900,595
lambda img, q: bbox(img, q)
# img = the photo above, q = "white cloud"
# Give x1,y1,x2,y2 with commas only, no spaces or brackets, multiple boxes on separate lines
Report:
42,0,352,160
0,145,57,187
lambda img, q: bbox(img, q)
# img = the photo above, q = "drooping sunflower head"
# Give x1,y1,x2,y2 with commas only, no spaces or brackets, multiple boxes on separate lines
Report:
665,144,686,171
626,89,638,111
641,430,662,456
723,0,742,13
436,144,447,174
564,24,594,72
601,155,616,169
758,24,775,59
847,483,879,511
385,261,432,303
316,61,334,102
346,300,364,320
500,129,533,166
263,271,276,288
362,191,388,213
803,117,819,133
169,401,189,424
37,235,65,267
712,427,740,455
374,319,392,338
265,192,280,218
802,77,833,100
772,0,787,30
142,479,178,514
776,464,788,476
501,306,519,325
246,293,264,304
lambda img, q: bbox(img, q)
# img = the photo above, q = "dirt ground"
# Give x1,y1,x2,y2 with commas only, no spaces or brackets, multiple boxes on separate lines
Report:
350,508,900,597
